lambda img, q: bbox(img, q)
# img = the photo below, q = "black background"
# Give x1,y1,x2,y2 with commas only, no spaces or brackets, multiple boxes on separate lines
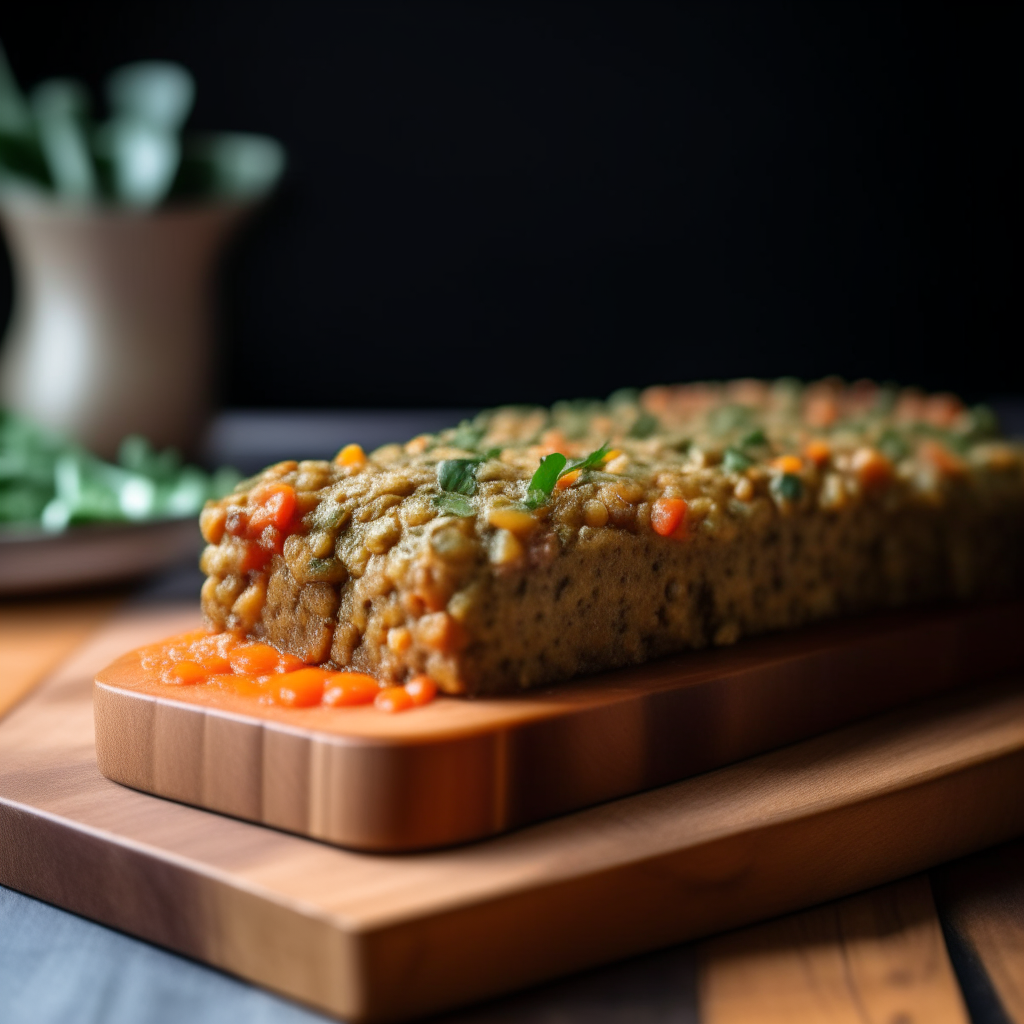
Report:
0,2,1018,409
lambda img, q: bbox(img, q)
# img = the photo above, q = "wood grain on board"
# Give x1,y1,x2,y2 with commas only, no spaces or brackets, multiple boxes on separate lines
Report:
95,600,1024,851
932,838,1024,1022
2,607,1024,1022
698,875,969,1024
0,594,122,718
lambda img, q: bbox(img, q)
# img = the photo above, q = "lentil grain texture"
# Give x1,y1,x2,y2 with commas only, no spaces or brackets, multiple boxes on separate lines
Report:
199,380,1024,695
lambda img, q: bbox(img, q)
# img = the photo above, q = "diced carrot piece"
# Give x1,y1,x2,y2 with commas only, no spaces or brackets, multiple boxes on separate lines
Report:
555,469,581,490
169,660,207,685
257,525,285,555
602,449,622,463
651,497,687,539
539,428,569,454
224,506,249,537
918,439,966,475
239,539,272,574
805,396,839,428
851,447,894,488
276,652,307,673
198,654,231,674
219,673,267,698
248,484,297,532
405,675,438,706
375,686,414,713
322,672,380,706
229,643,283,675
334,443,366,467
804,440,831,467
924,394,964,427
772,455,804,475
275,668,330,707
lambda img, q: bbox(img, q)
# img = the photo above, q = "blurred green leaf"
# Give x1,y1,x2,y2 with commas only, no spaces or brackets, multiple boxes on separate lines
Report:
105,61,195,132
30,78,97,199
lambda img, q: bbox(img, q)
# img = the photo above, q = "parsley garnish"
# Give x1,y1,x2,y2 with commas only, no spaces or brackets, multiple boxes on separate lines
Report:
877,429,909,463
522,453,567,509
520,443,611,510
437,459,481,495
722,448,752,473
436,449,501,497
771,473,803,501
562,443,611,477
452,419,486,451
432,493,475,517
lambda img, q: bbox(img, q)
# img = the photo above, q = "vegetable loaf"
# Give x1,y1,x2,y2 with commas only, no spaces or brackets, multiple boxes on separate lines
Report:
198,379,1024,696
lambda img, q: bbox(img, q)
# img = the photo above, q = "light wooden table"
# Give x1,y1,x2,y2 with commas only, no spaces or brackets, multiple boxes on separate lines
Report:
1,591,1021,1023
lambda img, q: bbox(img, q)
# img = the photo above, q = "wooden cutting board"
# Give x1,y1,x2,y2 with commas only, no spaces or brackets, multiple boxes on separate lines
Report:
2,603,1024,1022
95,600,1024,851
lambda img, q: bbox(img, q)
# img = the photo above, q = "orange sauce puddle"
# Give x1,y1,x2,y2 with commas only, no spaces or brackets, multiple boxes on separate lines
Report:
137,630,437,712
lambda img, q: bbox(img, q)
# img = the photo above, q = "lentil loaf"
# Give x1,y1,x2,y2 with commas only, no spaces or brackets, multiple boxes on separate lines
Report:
198,379,1024,696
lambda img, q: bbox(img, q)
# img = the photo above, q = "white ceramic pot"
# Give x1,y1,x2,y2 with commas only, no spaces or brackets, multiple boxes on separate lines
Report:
0,198,250,460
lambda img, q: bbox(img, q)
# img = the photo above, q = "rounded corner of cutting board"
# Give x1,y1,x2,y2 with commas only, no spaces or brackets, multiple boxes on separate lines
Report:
91,654,514,853
89,598,1024,853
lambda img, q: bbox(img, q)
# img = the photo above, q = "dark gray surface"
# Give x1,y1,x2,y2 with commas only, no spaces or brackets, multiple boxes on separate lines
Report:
203,409,477,475
0,885,330,1024
0,885,698,1023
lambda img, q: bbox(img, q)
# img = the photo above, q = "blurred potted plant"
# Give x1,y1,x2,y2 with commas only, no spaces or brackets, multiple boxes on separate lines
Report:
0,43,285,460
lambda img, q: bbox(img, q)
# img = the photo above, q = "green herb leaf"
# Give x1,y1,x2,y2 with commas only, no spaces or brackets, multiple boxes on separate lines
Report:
966,404,999,442
432,493,475,517
722,448,753,473
562,443,611,477
770,473,803,502
436,449,501,496
522,452,567,509
437,458,482,496
708,404,753,435
451,419,485,451
877,429,909,463
740,428,767,448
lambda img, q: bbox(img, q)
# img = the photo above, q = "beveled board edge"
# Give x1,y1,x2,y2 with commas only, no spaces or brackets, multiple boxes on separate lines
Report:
95,600,1024,851
11,679,1024,1022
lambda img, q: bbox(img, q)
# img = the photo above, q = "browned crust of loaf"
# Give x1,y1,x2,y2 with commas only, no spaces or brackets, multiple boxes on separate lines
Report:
236,489,1024,696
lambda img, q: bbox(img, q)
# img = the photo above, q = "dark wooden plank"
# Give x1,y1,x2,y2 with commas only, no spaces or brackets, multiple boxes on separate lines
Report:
932,838,1024,1023
697,875,968,1023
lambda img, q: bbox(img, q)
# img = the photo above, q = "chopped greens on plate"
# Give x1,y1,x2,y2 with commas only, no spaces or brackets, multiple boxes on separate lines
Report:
0,407,239,532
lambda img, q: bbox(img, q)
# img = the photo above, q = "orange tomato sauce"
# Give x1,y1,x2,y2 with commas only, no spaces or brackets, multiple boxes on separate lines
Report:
137,630,437,713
